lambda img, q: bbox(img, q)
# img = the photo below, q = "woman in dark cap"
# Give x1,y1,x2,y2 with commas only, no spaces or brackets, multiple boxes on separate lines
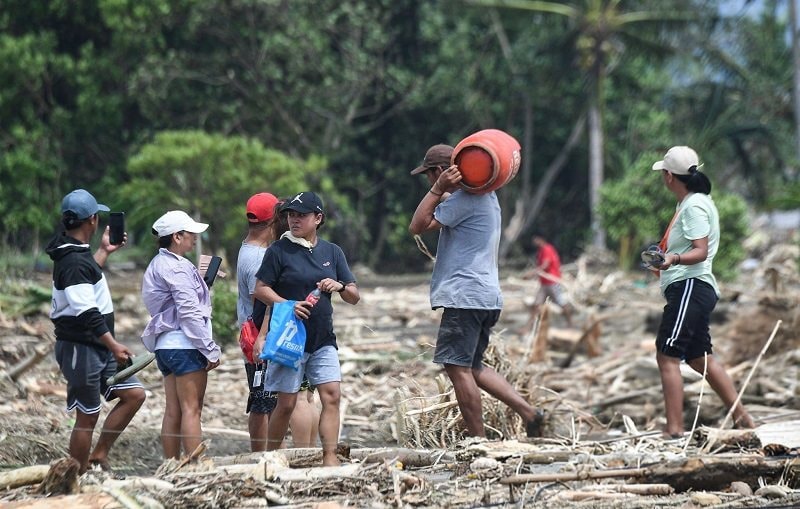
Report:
253,192,360,465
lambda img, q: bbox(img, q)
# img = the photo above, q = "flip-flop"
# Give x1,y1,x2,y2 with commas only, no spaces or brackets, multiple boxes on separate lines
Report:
106,352,156,386
640,245,665,269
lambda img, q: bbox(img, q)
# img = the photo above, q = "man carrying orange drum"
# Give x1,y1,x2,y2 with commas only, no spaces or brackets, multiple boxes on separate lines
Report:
409,132,546,438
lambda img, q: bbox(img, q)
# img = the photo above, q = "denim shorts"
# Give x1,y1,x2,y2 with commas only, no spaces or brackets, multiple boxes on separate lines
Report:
155,349,208,376
433,308,500,369
264,345,340,393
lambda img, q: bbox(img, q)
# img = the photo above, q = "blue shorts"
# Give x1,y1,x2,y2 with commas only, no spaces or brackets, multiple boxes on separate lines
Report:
656,278,717,361
433,308,500,369
155,349,208,376
264,345,340,393
55,341,144,415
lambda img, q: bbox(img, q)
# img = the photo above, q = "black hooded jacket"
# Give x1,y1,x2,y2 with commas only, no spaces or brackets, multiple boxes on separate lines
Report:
46,232,114,347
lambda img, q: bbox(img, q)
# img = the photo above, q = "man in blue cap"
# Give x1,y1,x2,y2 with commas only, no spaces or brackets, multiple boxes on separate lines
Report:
46,189,146,474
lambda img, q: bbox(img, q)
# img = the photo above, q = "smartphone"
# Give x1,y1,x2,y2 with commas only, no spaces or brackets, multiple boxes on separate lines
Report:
109,212,125,245
203,256,223,287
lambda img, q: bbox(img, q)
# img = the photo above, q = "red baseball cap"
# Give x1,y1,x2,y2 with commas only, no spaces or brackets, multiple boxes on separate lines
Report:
246,193,279,223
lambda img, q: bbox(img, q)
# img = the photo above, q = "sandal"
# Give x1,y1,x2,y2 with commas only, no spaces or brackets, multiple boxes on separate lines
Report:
526,409,546,438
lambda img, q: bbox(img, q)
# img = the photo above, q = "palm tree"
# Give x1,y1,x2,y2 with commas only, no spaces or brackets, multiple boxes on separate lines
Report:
467,0,695,249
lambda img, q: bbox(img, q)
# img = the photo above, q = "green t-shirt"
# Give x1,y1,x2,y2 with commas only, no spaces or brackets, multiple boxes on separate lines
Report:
659,193,720,297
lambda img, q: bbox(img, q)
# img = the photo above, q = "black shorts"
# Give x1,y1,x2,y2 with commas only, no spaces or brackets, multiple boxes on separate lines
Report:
656,278,717,361
433,308,501,369
245,362,277,415
55,341,143,415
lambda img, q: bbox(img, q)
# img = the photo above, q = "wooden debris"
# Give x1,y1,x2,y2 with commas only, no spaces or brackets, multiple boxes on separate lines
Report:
3,268,800,508
502,454,791,493
0,465,50,490
35,457,80,495
7,344,52,382
530,305,549,363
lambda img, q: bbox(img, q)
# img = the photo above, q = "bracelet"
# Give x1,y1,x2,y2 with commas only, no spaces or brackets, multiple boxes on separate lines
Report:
429,188,443,197
675,254,681,265
337,281,347,293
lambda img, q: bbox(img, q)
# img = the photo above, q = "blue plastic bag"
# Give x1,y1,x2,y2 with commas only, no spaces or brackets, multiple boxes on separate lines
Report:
259,300,306,370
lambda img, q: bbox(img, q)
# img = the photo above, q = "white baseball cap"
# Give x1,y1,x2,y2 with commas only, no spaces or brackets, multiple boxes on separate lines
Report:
651,146,703,175
151,210,209,237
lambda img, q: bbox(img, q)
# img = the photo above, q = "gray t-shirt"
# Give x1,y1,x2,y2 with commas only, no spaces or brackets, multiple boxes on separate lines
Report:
430,190,503,310
236,242,267,326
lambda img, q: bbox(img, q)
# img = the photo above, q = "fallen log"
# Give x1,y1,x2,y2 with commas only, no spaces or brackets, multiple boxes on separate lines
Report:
1,493,119,508
502,466,646,485
648,455,789,492
8,344,53,382
214,447,455,469
696,427,761,450
274,463,362,482
502,455,789,493
0,464,50,490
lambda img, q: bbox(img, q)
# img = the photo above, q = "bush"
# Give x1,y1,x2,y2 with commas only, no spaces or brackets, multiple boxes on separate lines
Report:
211,279,239,350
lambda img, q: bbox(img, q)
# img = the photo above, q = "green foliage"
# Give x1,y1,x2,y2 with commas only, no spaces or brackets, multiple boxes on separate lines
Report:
0,0,794,274
210,279,238,350
599,152,749,281
599,151,673,268
0,280,51,318
713,192,749,281
118,130,326,261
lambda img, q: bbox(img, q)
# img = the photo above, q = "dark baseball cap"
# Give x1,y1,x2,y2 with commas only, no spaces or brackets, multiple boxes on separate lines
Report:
281,191,324,215
61,189,110,220
411,144,454,175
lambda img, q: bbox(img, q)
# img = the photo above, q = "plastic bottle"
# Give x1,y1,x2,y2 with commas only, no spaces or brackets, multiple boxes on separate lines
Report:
305,288,321,307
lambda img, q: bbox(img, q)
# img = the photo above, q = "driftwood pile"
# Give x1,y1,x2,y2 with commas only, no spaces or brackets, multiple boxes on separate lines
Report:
1,248,800,507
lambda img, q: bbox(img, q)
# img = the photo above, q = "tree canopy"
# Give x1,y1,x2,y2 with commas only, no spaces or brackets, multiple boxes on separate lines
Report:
1,0,796,276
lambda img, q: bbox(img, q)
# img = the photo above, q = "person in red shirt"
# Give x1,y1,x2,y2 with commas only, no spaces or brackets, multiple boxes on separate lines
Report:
523,235,574,329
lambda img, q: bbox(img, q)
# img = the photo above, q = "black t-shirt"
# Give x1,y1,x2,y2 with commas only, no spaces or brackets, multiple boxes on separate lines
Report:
254,237,355,353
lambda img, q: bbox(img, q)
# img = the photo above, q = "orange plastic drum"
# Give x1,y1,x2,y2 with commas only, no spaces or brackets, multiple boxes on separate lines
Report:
452,129,522,194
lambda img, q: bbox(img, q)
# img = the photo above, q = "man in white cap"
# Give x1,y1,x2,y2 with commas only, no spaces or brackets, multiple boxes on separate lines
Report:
46,189,146,475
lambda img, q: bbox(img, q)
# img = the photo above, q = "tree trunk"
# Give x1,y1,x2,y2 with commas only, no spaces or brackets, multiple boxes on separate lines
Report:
791,0,800,161
499,113,586,259
588,97,605,249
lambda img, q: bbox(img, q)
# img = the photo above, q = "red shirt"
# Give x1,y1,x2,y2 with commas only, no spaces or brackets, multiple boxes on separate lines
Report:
537,243,561,286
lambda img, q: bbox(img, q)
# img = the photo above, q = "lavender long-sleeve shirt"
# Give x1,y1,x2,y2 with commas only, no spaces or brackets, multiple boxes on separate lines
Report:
141,248,220,362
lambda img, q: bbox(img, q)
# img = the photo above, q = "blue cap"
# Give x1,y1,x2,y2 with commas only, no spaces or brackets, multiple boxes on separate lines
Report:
61,189,110,219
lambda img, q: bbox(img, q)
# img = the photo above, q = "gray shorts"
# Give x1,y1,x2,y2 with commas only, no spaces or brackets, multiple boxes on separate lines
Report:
263,345,340,393
433,308,500,369
55,341,144,415
534,283,568,307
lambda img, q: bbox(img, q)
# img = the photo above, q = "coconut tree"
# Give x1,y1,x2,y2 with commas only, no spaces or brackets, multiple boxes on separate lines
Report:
466,0,696,249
